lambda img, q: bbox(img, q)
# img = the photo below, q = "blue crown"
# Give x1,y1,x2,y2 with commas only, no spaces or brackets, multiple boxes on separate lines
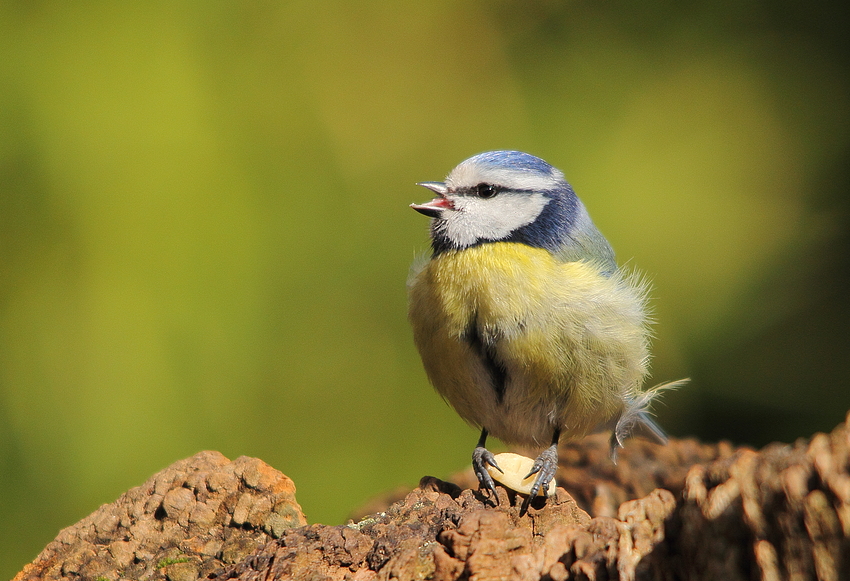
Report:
466,150,558,178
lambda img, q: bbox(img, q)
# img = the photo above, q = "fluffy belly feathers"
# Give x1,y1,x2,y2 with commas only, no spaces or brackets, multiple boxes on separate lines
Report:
408,243,650,448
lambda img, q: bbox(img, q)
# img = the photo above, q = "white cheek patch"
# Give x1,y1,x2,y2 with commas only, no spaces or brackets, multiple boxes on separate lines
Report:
442,192,550,247
447,163,564,193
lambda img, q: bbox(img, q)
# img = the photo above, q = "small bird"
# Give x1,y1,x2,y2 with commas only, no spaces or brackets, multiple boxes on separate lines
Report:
407,150,683,505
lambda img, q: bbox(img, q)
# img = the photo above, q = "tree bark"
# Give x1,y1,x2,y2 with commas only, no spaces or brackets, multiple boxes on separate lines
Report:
15,412,850,581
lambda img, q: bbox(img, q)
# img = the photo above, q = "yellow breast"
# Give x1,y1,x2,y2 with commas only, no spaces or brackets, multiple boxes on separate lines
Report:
412,243,601,334
408,242,650,445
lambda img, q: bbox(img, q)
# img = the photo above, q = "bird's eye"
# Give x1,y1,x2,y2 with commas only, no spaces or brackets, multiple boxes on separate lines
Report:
476,184,498,199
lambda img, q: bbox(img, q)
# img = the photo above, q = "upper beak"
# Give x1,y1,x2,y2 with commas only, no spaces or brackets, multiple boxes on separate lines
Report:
411,182,453,218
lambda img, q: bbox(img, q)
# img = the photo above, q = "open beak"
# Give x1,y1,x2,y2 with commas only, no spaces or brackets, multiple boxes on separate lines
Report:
410,182,453,218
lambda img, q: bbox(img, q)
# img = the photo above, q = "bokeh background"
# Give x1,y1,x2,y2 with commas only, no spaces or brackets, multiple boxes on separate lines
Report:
2,0,849,577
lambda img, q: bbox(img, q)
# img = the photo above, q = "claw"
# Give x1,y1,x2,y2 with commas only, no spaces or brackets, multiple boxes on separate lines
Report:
520,443,559,513
472,446,502,502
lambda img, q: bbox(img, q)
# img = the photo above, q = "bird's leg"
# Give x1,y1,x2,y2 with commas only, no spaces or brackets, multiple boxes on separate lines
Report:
522,428,561,512
472,428,502,501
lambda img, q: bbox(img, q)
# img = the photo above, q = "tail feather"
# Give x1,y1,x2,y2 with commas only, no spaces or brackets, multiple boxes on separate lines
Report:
609,379,689,463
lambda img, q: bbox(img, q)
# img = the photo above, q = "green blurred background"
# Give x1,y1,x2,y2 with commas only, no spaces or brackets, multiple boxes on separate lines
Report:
2,0,849,577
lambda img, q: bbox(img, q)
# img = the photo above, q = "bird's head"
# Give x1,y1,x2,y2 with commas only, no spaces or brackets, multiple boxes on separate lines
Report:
411,150,585,255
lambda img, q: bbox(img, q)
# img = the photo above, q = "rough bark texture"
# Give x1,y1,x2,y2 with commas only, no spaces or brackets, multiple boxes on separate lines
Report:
356,429,739,522
13,451,307,581
14,412,850,581
220,480,674,581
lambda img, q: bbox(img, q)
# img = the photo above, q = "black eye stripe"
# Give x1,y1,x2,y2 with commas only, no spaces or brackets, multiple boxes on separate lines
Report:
460,184,539,197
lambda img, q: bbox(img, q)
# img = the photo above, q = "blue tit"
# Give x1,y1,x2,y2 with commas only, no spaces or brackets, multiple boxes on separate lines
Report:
407,150,685,505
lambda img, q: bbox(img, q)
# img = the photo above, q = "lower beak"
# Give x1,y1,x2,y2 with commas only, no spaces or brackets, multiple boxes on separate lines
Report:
411,181,453,217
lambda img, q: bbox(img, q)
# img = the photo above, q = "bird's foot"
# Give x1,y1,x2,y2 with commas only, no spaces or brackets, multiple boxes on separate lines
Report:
472,446,502,502
521,443,558,513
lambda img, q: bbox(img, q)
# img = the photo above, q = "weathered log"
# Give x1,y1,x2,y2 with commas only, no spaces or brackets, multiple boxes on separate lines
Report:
15,412,850,581
13,452,306,581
